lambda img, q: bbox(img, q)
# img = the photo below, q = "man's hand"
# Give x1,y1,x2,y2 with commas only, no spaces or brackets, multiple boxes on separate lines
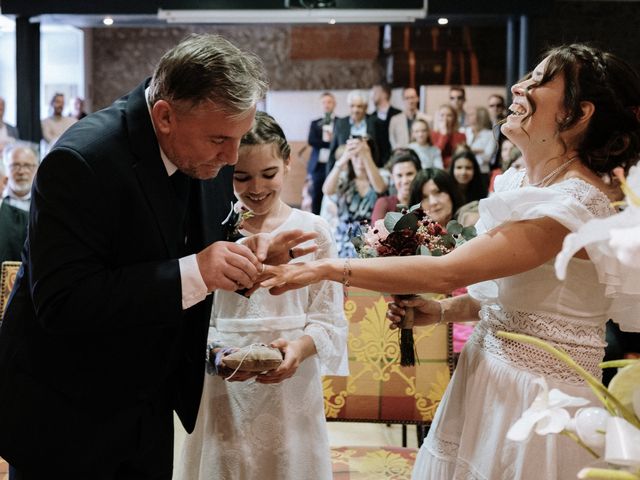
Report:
196,241,260,292
243,229,319,265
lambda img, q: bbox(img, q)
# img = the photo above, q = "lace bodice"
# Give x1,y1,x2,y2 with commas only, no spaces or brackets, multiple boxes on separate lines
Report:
467,168,618,381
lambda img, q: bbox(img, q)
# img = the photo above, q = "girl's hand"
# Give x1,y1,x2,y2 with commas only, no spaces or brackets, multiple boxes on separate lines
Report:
255,338,303,384
212,347,258,382
386,295,443,328
260,260,326,295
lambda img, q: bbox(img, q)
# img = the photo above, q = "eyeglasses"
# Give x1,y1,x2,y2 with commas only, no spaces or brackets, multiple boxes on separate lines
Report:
450,96,464,101
488,103,504,108
8,163,37,172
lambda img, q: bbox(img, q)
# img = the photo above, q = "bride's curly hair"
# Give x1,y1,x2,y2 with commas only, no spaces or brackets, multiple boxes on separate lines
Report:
525,44,640,174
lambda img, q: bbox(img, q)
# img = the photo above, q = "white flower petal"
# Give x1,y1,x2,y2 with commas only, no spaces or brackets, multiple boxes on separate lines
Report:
548,388,591,408
574,407,609,450
535,408,571,435
507,410,548,442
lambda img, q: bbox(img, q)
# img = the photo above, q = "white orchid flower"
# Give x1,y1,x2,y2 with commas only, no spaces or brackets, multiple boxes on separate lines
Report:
567,407,611,450
507,377,591,442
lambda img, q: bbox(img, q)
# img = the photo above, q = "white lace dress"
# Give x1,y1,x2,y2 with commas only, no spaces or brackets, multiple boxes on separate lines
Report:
412,168,639,480
176,209,348,480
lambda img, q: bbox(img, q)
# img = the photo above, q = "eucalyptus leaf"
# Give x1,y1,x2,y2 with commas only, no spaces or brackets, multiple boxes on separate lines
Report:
393,211,419,233
441,233,456,248
431,248,443,257
351,236,364,249
419,245,432,256
384,212,403,232
446,220,463,235
409,203,422,212
462,226,477,240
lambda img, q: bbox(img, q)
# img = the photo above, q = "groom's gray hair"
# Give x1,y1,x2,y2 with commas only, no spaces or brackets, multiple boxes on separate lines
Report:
148,34,268,117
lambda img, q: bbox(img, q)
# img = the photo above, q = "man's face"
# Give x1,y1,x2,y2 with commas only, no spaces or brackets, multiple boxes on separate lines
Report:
52,95,65,116
403,88,419,113
321,95,336,115
488,95,506,122
349,99,367,123
449,89,465,112
154,101,256,180
6,148,38,196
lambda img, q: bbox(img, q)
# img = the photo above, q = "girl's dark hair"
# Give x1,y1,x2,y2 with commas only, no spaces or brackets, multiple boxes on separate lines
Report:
240,111,291,160
523,43,640,173
385,148,421,173
409,168,464,217
449,149,488,203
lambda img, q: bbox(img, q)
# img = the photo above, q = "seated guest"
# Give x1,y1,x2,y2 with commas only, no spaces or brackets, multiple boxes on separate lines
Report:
371,148,421,222
2,142,39,212
449,149,488,227
487,94,507,126
327,90,383,172
70,97,88,121
41,93,76,152
323,136,386,258
448,85,468,129
488,139,521,192
388,87,428,150
0,161,28,264
408,118,443,169
430,104,466,170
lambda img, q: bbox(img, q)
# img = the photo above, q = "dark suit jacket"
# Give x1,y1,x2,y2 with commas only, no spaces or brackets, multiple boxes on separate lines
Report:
327,114,385,174
374,106,400,164
307,117,331,175
4,123,19,140
0,80,234,467
0,202,28,263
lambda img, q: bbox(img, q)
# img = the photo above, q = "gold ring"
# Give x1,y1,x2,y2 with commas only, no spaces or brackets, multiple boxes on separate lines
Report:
260,263,266,274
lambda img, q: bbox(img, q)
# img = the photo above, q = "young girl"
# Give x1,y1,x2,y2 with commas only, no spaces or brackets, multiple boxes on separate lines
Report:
408,118,444,169
176,112,348,480
449,148,488,205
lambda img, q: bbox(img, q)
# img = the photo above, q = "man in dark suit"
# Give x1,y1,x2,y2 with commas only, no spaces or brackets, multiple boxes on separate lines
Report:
371,83,400,164
0,34,313,479
306,92,336,215
327,89,384,174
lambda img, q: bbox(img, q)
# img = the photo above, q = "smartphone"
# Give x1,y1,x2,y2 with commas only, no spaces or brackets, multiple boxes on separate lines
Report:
349,134,364,140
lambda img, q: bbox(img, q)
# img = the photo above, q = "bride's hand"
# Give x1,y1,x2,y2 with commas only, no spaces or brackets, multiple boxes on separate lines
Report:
260,260,326,295
244,229,319,266
386,295,442,329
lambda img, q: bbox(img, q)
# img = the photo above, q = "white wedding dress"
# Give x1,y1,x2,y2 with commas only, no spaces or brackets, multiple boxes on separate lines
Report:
412,168,639,480
176,209,348,480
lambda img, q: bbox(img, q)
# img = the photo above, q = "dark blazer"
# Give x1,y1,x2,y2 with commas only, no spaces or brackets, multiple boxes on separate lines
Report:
374,106,401,164
0,80,234,467
0,202,28,264
4,123,19,140
327,114,385,173
307,117,331,175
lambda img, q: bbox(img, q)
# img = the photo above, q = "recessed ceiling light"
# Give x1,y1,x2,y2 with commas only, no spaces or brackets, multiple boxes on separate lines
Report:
437,17,448,25
328,18,336,24
103,17,114,26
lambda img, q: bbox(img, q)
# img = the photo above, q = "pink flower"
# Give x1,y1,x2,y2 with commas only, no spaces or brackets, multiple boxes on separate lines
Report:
373,219,390,241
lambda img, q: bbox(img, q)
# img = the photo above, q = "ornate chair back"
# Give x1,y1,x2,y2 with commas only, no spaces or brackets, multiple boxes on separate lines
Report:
0,261,21,320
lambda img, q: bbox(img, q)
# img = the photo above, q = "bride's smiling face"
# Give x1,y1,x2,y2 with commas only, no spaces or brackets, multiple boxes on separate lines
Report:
502,56,567,151
233,143,288,216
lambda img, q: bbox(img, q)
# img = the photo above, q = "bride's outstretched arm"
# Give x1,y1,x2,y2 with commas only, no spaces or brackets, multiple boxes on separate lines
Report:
262,215,573,295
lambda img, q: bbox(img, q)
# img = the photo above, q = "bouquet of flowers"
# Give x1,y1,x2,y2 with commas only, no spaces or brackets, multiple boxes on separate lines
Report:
351,205,476,366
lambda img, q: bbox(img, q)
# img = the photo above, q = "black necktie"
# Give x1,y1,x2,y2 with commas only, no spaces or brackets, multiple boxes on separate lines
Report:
170,170,191,253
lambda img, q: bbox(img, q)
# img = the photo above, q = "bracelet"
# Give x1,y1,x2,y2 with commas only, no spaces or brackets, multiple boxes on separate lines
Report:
342,258,352,287
436,301,445,326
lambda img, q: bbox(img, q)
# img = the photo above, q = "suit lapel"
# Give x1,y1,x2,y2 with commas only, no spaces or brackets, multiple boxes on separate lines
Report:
126,81,180,258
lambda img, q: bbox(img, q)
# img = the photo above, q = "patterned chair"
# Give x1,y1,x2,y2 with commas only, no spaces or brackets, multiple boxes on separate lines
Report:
325,287,453,479
0,261,21,320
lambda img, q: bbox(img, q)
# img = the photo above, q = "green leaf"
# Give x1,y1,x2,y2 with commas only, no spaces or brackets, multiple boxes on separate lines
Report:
409,203,422,212
350,237,363,249
419,245,432,256
462,226,477,240
393,211,419,233
431,249,443,256
384,212,403,232
395,203,408,212
446,220,463,235
441,233,456,248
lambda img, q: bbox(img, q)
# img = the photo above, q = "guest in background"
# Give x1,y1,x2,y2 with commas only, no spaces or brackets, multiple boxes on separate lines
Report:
306,92,337,215
0,97,19,152
2,142,39,212
448,86,467,128
388,87,427,150
408,168,463,227
487,94,507,126
430,104,466,169
371,83,400,165
323,136,386,257
408,118,443,169
488,139,521,192
449,149,487,205
70,97,88,120
328,90,383,172
0,160,28,265
463,106,496,179
371,148,421,222
41,92,76,151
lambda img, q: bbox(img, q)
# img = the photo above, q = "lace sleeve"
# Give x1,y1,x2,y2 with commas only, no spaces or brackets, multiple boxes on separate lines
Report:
303,216,349,376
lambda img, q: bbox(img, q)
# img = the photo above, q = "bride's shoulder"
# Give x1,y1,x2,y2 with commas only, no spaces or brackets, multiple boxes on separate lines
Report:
553,172,619,217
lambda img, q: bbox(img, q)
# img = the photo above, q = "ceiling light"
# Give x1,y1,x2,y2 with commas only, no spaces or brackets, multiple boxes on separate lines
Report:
328,18,336,24
158,7,426,24
437,17,448,25
103,16,114,26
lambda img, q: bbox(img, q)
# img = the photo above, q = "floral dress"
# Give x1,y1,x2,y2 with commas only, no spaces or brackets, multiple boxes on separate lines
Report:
412,167,639,479
334,174,380,258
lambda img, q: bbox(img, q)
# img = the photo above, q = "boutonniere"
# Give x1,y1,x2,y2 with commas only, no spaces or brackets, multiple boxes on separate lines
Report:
221,201,254,242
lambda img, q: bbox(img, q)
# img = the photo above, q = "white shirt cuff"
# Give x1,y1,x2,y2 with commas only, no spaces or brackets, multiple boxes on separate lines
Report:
179,254,208,310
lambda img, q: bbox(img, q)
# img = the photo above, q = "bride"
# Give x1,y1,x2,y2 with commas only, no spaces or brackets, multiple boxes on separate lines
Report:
176,112,348,480
262,44,640,479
